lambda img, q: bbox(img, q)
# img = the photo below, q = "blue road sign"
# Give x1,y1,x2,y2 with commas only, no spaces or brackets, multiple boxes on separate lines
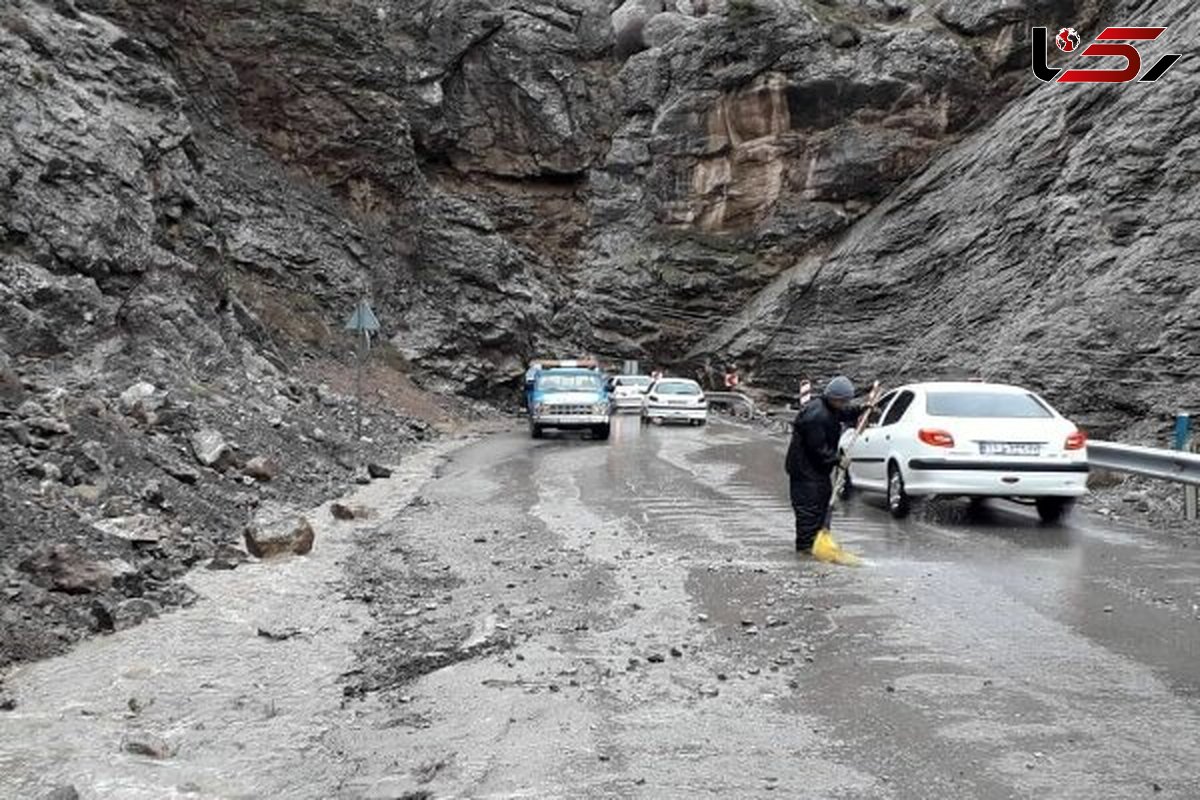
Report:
345,300,380,333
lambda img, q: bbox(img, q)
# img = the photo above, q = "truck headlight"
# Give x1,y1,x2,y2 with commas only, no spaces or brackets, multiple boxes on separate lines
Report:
534,403,545,415
593,403,608,415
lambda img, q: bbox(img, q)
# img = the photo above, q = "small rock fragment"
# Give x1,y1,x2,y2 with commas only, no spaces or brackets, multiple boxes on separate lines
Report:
190,429,232,468
207,544,249,571
122,732,174,759
39,787,79,800
243,456,276,482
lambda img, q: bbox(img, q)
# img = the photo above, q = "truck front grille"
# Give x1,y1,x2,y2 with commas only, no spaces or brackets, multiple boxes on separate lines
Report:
546,404,592,415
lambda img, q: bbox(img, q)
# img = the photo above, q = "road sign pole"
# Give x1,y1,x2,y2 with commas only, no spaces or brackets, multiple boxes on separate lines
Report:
1173,414,1196,521
344,299,381,446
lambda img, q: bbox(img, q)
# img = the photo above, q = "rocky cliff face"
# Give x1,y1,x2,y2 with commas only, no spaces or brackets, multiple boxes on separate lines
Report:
5,0,1087,398
698,0,1200,437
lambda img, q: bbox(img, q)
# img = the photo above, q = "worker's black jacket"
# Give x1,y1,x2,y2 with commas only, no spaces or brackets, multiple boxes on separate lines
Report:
785,397,861,483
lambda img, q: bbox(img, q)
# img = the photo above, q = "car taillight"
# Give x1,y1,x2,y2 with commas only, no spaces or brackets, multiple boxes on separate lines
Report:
697,394,706,404
648,395,658,403
918,428,955,448
1065,430,1087,450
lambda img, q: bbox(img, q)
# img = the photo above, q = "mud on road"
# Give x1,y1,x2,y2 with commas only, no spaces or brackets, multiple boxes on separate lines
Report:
343,417,1200,798
2,417,1199,799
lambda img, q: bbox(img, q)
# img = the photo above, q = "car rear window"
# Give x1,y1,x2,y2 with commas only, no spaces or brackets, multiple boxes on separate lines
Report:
926,391,1052,418
655,382,700,395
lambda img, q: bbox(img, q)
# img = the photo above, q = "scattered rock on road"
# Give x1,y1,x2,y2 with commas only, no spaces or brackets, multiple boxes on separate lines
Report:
331,502,357,520
367,462,392,479
207,544,249,571
257,625,302,641
244,516,315,558
39,787,79,800
121,731,174,759
114,598,161,630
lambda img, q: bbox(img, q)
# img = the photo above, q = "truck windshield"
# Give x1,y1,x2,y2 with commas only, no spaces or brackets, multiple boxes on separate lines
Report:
926,391,1052,418
537,373,603,392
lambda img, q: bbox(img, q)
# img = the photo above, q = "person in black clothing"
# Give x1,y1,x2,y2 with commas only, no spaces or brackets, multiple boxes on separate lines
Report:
785,375,862,553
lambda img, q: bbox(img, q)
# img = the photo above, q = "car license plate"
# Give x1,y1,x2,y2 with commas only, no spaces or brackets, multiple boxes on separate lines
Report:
980,442,1041,456
668,399,686,405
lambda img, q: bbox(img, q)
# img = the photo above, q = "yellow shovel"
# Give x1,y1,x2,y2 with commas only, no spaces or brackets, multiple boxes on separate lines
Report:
811,380,882,566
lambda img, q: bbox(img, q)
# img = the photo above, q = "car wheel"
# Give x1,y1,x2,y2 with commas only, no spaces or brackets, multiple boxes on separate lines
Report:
593,423,611,441
838,454,853,499
1035,496,1074,523
698,418,707,427
530,423,544,439
887,463,911,519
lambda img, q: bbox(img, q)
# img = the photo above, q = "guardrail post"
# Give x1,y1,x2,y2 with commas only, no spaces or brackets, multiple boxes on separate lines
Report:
1174,413,1197,521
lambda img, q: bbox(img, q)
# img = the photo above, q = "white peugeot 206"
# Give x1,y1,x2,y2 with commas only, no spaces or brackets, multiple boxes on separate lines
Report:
609,374,654,412
642,378,708,426
839,382,1088,522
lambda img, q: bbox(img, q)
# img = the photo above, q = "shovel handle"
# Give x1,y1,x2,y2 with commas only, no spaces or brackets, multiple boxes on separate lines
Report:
828,380,883,512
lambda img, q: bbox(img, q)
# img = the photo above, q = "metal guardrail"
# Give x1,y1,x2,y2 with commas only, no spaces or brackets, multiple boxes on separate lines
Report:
1087,441,1200,486
704,392,757,418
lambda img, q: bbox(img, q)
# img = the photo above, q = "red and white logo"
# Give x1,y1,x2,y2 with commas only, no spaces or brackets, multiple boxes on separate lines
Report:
1055,27,1081,52
1032,26,1183,84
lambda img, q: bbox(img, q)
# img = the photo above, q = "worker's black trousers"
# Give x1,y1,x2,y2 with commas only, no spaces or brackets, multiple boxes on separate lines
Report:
790,478,832,551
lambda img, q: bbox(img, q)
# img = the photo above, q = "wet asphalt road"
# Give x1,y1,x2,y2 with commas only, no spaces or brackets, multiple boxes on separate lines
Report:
345,415,1200,799
2,416,1199,799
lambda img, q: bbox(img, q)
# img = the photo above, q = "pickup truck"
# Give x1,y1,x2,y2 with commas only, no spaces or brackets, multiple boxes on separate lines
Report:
528,367,612,440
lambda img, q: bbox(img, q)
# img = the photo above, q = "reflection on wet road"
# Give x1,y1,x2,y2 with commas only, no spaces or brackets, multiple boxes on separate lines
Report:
2,418,1198,798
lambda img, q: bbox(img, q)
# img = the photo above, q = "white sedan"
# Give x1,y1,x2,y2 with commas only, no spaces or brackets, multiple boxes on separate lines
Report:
610,374,653,411
642,378,708,425
839,382,1088,522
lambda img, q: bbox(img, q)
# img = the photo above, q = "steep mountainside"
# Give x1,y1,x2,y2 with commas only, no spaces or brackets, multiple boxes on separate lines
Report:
699,0,1199,437
7,0,1089,396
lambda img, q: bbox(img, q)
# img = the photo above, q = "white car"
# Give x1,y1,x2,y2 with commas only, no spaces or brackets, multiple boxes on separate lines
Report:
642,378,708,426
610,374,653,411
839,382,1088,522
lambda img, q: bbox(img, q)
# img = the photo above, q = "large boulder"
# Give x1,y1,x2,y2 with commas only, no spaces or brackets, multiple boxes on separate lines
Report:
244,516,315,558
